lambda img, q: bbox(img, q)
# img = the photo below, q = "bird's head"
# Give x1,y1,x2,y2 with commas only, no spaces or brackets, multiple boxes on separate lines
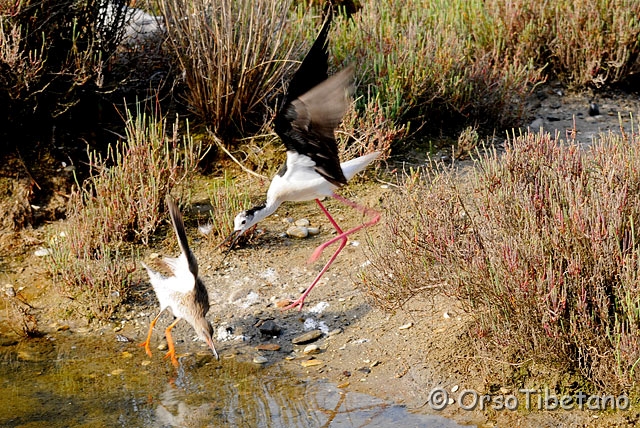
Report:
194,317,219,360
233,208,261,234
218,205,265,250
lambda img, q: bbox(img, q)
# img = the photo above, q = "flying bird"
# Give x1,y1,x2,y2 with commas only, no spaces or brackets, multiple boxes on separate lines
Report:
222,16,380,310
140,195,219,366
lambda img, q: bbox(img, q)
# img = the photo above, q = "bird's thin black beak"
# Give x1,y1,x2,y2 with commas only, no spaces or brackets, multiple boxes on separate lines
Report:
216,229,241,251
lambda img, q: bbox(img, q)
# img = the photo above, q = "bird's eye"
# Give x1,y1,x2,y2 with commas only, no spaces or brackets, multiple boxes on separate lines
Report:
241,220,246,225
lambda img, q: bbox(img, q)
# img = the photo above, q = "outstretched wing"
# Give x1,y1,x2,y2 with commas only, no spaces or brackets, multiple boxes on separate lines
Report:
282,15,332,107
274,16,353,187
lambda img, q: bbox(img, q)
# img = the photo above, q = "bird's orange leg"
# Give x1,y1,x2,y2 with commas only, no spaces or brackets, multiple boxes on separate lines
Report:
164,318,182,367
283,199,348,311
139,312,162,357
309,193,380,262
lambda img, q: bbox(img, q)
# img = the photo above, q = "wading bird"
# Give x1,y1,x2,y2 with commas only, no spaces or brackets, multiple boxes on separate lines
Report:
140,195,219,366
222,17,380,311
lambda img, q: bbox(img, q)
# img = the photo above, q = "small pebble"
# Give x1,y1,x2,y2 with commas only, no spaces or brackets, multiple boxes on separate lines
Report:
115,334,130,343
303,344,320,355
253,356,268,364
300,359,323,367
398,322,413,330
34,248,51,257
452,385,459,393
256,343,281,351
286,226,308,238
292,329,323,344
295,218,310,227
328,328,343,336
307,227,320,236
258,320,282,336
157,342,168,351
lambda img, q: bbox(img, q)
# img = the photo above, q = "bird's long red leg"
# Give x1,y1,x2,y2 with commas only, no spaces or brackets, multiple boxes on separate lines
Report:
309,193,380,262
139,312,162,357
164,318,182,367
283,199,348,311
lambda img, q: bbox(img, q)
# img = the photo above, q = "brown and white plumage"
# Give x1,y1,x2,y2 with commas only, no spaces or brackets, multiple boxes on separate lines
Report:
140,195,218,366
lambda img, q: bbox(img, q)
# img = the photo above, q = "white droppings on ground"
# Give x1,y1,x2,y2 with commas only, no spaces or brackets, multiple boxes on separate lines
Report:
216,325,245,342
259,267,277,281
34,248,52,257
308,301,329,314
198,224,213,235
303,318,330,334
234,291,261,309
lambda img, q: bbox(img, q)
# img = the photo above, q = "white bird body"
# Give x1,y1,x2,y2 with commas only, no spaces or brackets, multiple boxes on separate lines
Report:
267,151,381,204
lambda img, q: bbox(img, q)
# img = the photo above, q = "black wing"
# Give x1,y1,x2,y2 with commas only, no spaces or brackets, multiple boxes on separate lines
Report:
282,15,332,106
166,195,199,278
274,16,353,187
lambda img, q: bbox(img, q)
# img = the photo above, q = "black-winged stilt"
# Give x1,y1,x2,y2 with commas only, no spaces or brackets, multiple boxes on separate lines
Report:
140,195,219,366
222,17,380,310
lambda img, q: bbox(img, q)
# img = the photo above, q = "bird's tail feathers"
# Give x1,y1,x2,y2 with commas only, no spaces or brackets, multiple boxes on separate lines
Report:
341,151,381,181
166,195,199,277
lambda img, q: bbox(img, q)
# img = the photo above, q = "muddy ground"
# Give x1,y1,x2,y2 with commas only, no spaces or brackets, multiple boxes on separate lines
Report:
2,85,640,427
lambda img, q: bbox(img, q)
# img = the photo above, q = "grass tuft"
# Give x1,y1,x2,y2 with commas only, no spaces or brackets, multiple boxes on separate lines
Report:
159,0,317,142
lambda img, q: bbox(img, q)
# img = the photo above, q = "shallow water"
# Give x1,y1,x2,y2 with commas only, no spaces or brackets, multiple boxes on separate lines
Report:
0,332,468,427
